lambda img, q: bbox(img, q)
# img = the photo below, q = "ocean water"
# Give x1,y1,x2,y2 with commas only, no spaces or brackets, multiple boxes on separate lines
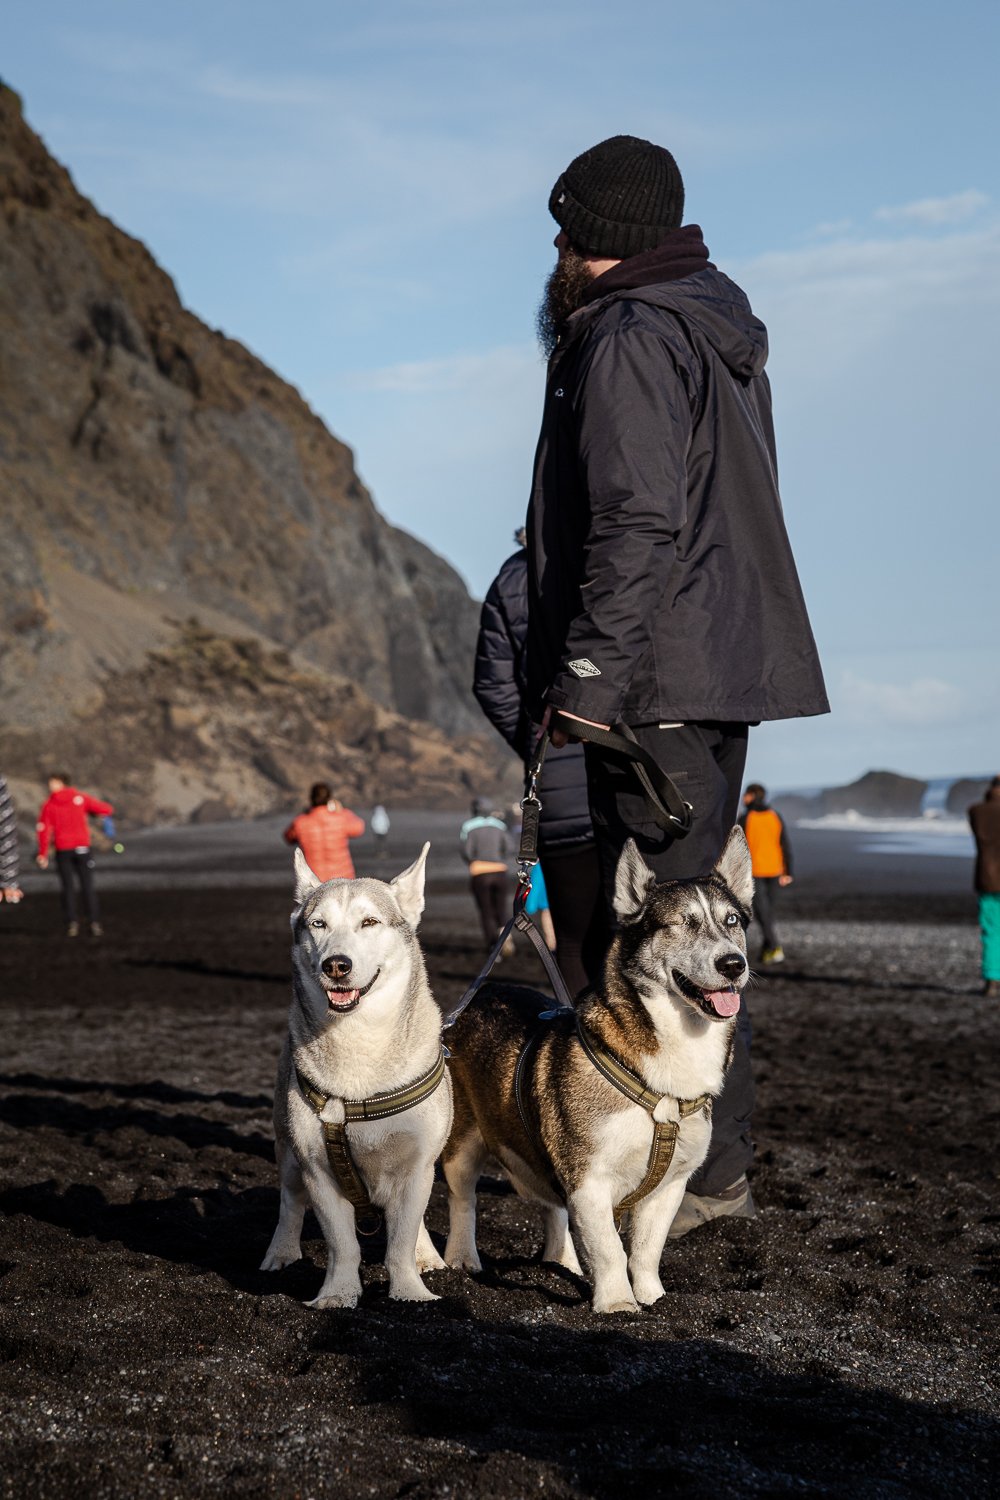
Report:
796,810,975,859
785,774,988,859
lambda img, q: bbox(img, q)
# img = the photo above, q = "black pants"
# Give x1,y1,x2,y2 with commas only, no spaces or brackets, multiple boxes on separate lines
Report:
55,848,100,925
470,872,509,946
753,876,781,950
539,842,609,999
584,721,754,1196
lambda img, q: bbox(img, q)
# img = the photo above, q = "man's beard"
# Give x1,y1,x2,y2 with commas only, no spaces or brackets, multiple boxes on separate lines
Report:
536,250,596,358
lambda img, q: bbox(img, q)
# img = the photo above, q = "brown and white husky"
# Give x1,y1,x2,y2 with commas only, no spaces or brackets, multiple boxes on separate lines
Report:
442,828,753,1313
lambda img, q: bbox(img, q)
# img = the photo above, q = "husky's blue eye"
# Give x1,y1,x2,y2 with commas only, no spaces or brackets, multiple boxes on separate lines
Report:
360,916,380,929
310,917,326,929
725,912,739,926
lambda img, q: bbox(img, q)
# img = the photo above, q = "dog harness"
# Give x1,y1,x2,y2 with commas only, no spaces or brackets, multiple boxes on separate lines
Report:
514,1011,711,1226
295,1049,447,1234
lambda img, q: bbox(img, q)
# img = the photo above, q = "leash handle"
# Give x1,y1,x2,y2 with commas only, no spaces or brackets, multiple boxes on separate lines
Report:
515,729,548,904
550,712,693,837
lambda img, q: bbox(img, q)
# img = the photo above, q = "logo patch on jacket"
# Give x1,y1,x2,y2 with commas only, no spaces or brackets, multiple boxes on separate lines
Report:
567,658,601,679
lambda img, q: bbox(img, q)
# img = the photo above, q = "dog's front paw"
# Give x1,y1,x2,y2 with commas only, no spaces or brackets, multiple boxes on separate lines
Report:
631,1276,665,1306
390,1282,440,1303
306,1288,359,1310
260,1248,302,1272
592,1293,640,1315
416,1246,447,1274
444,1248,483,1274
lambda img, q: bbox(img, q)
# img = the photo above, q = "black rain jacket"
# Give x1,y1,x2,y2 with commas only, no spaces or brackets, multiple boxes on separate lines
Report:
526,236,829,728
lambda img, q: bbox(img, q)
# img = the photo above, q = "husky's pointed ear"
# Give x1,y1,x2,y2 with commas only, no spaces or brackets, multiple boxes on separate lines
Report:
714,826,754,911
390,841,430,929
613,839,656,923
293,846,322,906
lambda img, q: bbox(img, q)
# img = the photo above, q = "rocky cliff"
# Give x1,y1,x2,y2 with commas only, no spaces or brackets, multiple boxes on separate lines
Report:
0,84,511,821
774,770,931,822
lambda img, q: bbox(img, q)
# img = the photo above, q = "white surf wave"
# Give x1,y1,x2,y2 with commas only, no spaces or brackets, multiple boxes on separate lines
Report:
796,810,974,858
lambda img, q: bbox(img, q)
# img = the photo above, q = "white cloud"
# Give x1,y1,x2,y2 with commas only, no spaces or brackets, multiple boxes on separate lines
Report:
808,218,854,239
194,65,334,110
737,218,1000,381
838,672,965,728
875,189,989,226
343,345,538,395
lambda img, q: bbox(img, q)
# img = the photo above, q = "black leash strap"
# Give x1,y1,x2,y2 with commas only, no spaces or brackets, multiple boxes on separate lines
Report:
550,712,693,837
443,731,573,1028
443,710,691,1028
441,907,574,1027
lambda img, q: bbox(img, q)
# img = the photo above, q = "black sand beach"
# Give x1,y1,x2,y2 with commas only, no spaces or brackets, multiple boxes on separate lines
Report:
1,818,997,1498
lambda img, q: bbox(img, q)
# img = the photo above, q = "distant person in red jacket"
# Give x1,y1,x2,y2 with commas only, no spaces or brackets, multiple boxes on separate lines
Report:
739,782,794,964
36,774,114,938
283,783,365,882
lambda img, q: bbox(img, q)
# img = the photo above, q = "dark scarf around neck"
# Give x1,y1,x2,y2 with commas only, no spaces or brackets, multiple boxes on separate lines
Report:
583,224,713,302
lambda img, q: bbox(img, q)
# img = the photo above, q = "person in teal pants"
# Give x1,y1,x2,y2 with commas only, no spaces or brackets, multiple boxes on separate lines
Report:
969,776,1000,999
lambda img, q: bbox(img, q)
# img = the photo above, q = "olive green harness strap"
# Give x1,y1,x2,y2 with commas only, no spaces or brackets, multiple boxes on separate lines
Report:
295,1049,447,1231
573,1020,711,1222
513,1012,712,1224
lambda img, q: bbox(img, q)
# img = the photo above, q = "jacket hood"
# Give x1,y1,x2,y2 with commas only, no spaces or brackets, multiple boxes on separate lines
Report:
569,243,768,381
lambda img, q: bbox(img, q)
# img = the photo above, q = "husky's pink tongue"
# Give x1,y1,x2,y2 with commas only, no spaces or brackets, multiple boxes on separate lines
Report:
705,989,741,1017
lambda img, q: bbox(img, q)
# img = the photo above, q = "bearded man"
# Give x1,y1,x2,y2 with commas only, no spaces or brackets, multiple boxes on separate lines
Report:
526,135,828,1234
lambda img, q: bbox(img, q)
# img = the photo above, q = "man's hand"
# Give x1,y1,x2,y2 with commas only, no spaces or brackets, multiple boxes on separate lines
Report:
35,855,48,870
1,885,23,904
546,707,611,749
779,874,794,887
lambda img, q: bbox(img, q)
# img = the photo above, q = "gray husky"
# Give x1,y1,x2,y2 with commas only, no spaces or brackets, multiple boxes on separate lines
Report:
443,827,753,1314
261,844,453,1308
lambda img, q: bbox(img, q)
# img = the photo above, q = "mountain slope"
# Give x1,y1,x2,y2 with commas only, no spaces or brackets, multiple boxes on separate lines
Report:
0,83,511,820
0,82,482,738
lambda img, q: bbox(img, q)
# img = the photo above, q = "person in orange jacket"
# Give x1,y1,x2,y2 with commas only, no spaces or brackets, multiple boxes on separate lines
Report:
283,783,365,882
36,773,114,937
739,782,794,964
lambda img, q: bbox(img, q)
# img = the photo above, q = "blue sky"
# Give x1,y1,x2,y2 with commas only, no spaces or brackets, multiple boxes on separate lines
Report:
5,0,998,788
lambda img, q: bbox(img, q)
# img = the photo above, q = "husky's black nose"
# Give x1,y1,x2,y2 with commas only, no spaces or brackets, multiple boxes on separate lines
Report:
715,952,746,982
322,954,353,980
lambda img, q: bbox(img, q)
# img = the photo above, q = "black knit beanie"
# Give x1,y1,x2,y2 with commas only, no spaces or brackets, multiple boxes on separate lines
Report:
549,135,685,259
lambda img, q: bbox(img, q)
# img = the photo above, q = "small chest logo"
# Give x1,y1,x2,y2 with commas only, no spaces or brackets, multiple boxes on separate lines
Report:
567,658,601,679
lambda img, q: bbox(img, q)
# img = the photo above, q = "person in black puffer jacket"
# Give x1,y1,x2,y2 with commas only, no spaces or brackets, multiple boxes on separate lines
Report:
474,537,607,995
